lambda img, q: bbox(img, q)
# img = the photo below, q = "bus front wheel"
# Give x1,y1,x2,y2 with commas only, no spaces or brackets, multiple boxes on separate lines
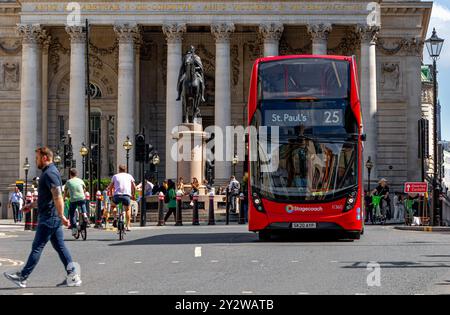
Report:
346,231,361,240
258,231,272,242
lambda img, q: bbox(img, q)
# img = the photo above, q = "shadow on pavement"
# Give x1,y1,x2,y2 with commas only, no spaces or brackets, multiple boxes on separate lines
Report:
110,233,258,246
109,232,355,246
341,261,450,269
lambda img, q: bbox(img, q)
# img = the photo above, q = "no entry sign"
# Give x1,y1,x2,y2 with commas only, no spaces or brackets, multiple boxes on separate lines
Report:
404,182,428,194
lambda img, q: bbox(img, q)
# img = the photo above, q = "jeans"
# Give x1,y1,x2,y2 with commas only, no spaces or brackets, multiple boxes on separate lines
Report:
69,200,88,229
11,202,20,223
21,218,74,280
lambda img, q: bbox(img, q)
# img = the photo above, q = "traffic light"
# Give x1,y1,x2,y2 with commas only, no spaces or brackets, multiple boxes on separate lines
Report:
64,144,73,168
146,144,154,163
135,133,146,162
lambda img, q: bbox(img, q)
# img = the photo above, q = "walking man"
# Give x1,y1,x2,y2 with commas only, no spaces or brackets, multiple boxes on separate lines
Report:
9,187,23,223
228,176,241,214
4,147,81,288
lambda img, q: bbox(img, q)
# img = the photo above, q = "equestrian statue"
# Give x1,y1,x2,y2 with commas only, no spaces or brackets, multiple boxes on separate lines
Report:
177,46,206,124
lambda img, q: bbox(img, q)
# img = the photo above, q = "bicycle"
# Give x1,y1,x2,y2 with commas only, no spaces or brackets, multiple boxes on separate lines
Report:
372,195,387,225
116,202,126,241
73,205,88,241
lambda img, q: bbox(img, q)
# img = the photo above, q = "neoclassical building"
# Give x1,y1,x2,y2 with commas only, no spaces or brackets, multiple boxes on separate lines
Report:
0,0,433,218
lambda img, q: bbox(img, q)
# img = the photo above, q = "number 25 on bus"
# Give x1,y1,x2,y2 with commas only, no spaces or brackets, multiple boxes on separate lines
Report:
247,55,365,241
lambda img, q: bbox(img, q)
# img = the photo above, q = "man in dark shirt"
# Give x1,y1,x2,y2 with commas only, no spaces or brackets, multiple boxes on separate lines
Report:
372,178,392,220
4,147,82,289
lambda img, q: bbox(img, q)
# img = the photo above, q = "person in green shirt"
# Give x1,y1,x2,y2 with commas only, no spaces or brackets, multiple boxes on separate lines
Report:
164,180,177,224
64,169,88,236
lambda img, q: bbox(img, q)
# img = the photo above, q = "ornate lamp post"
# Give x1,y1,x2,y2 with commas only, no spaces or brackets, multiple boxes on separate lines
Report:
152,152,161,182
23,158,31,231
123,136,133,173
366,156,374,193
425,28,445,226
54,152,62,170
232,155,239,177
80,143,89,180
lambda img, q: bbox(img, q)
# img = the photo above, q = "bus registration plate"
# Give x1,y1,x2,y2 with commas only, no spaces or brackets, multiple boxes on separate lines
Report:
292,223,317,229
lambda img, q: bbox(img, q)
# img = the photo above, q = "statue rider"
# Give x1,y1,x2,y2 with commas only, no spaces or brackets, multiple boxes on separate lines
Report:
177,46,206,103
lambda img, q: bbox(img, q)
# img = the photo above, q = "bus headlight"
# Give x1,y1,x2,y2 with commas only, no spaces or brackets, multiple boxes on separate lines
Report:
344,190,358,213
252,192,266,213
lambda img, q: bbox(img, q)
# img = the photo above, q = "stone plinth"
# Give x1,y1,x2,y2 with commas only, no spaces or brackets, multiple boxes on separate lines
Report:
172,123,208,195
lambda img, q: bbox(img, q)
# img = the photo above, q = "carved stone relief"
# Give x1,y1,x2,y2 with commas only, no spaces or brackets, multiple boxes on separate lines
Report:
2,62,19,90
381,63,400,91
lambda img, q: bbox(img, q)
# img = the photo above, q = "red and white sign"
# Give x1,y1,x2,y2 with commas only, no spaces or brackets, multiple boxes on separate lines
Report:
404,182,428,194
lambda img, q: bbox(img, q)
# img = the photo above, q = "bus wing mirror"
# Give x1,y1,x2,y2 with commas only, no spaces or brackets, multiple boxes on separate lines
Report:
361,134,367,142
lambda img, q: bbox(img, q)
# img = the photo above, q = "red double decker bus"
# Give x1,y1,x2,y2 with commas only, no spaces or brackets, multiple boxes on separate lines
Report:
247,55,364,241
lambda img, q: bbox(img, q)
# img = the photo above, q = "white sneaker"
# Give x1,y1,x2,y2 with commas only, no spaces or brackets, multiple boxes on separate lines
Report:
57,273,82,287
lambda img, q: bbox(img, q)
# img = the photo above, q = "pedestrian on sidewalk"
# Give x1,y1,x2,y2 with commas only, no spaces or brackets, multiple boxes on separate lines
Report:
164,180,177,224
228,176,241,214
9,187,23,223
4,147,81,289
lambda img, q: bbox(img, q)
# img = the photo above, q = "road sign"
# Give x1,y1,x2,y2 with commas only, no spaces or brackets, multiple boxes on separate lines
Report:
404,182,428,194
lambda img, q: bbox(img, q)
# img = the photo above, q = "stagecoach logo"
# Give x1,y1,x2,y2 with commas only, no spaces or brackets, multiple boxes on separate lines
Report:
286,205,323,214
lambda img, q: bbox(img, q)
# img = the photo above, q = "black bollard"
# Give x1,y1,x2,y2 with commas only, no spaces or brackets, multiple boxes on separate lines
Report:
208,192,216,225
175,192,183,226
95,193,102,228
226,188,230,225
24,192,32,231
157,192,165,226
239,193,246,225
193,194,200,226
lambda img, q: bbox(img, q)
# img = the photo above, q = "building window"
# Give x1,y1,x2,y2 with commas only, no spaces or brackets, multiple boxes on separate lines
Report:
89,83,102,99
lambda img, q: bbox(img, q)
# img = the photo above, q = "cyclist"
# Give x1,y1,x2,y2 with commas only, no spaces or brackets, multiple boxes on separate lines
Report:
372,178,391,220
107,164,136,232
64,169,88,236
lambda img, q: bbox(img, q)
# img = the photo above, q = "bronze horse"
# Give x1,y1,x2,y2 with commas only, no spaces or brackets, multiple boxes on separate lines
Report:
181,54,202,124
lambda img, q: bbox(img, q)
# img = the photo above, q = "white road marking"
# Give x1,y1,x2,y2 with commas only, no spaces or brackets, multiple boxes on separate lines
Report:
211,260,219,263
297,292,310,295
330,261,339,263
195,247,202,258
0,258,24,267
98,263,106,265
185,291,197,294
128,291,139,294
355,293,367,296
75,292,86,295
251,260,259,263
134,261,142,264
291,260,300,263
22,293,34,296
242,291,254,294
172,261,180,264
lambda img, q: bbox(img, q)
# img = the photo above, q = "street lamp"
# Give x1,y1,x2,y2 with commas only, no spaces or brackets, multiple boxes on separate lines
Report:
425,28,445,226
54,151,62,169
366,156,374,193
123,136,133,173
232,154,239,177
152,152,160,182
80,143,89,180
23,158,31,231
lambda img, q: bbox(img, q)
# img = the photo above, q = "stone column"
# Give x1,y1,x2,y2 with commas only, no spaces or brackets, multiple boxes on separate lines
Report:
307,23,332,55
41,36,50,146
357,25,380,180
163,23,186,180
114,24,140,174
66,26,86,175
17,24,45,179
135,38,142,135
259,23,284,57
212,23,235,184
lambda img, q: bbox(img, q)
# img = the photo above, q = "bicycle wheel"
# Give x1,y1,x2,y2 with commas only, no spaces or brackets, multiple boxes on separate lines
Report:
80,216,87,241
74,210,81,240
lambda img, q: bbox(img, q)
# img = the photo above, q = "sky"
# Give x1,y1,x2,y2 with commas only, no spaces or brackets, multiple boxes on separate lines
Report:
426,1,450,141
